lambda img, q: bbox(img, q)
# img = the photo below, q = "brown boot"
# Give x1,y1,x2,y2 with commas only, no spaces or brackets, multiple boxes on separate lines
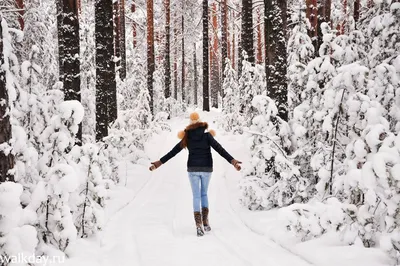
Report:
202,207,211,232
194,212,204,236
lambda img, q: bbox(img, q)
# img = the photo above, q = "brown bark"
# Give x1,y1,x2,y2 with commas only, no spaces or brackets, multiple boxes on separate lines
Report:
232,21,235,70
341,0,347,34
256,8,262,64
210,3,219,108
15,0,24,30
174,25,178,100
221,0,228,80
227,10,231,63
114,1,121,74
119,0,126,80
265,0,288,121
306,0,319,54
0,17,15,183
318,0,331,53
354,0,360,23
132,3,137,48
193,43,198,105
181,1,185,103
96,0,116,141
203,0,210,111
164,0,171,98
62,0,82,141
147,0,155,114
241,0,254,64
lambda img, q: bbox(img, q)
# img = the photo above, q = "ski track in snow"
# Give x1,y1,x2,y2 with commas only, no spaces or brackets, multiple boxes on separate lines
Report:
96,114,314,266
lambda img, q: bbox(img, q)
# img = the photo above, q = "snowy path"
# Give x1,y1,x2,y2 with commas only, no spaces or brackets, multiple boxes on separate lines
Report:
91,114,313,266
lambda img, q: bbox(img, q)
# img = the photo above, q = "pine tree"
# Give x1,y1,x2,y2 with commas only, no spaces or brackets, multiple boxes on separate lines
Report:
241,0,254,64
60,0,82,141
202,0,210,111
95,0,116,141
147,0,155,114
164,0,171,98
0,16,15,183
287,2,314,109
265,0,288,121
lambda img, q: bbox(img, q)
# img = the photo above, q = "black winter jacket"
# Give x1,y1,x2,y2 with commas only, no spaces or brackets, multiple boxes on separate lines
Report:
160,123,234,172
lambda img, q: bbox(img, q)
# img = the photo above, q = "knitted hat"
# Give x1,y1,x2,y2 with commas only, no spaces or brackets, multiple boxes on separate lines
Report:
177,112,216,139
190,112,200,124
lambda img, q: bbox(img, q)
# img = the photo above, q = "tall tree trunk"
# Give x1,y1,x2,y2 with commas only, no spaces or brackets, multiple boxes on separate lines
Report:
15,0,24,30
114,1,121,76
256,8,262,64
0,17,15,183
174,26,178,100
181,4,185,103
265,0,288,121
232,20,235,70
62,0,82,142
164,0,171,98
341,0,348,34
95,0,116,141
354,0,360,23
193,43,198,105
202,0,210,111
221,0,228,86
318,0,331,53
210,3,219,108
132,2,137,48
147,0,155,114
265,0,272,80
241,0,254,64
57,0,64,82
119,0,126,80
306,0,319,55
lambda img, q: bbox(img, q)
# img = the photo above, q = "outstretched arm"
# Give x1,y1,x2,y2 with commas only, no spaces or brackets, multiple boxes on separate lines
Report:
160,141,183,164
208,133,234,163
207,133,241,170
149,141,183,171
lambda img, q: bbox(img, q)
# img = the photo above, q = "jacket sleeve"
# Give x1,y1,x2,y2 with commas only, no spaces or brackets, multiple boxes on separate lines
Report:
160,141,183,164
208,133,234,163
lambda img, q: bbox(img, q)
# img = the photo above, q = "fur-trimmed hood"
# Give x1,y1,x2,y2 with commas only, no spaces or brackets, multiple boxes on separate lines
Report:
177,122,216,139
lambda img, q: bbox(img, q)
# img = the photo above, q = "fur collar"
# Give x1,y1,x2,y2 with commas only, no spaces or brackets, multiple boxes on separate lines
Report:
185,122,208,131
177,122,215,139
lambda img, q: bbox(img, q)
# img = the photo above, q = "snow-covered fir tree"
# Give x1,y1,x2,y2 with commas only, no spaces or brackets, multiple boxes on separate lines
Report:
219,59,243,133
239,95,300,210
37,101,84,251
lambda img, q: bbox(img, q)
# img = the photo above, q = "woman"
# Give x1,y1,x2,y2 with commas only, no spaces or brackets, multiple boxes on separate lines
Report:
149,112,241,236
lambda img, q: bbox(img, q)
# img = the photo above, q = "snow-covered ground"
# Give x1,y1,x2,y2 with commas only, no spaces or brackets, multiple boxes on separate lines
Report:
59,111,391,266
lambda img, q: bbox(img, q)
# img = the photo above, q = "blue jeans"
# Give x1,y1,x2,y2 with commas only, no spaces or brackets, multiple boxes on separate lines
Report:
188,172,212,212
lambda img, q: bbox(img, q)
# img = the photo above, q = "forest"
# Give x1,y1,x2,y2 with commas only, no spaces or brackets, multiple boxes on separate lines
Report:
1,0,400,265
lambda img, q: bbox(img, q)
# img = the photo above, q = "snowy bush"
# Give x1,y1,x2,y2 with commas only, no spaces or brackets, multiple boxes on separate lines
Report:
69,144,111,238
239,95,305,210
36,101,84,251
0,182,38,266
219,60,244,133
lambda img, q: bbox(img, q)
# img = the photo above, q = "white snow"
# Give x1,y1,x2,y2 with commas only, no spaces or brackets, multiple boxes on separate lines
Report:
42,111,392,266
